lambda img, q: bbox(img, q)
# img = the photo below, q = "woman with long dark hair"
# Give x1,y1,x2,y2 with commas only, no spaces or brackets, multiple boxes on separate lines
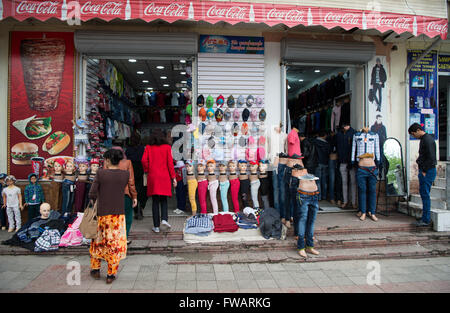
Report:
142,129,176,233
89,149,130,284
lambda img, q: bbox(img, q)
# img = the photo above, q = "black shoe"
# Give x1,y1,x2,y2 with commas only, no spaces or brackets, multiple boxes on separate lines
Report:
413,221,430,227
106,275,116,284
90,269,100,280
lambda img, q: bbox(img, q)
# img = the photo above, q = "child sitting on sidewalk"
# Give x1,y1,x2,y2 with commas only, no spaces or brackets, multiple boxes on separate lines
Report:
1,176,23,232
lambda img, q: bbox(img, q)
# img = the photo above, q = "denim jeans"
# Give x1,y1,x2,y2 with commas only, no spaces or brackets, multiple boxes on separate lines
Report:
328,159,337,201
290,176,300,236
335,163,343,202
61,179,75,216
176,182,186,211
284,167,292,220
296,194,319,250
277,164,287,219
271,169,279,213
418,167,437,224
356,166,378,214
314,164,328,200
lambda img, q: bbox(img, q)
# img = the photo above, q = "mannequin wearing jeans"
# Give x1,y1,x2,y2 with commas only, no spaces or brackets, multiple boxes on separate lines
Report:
288,156,304,233
196,161,208,214
185,160,198,215
218,163,230,212
61,161,76,217
249,161,260,209
259,160,270,209
228,161,240,213
277,153,289,219
352,127,380,222
296,167,320,259
207,160,219,215
238,161,250,208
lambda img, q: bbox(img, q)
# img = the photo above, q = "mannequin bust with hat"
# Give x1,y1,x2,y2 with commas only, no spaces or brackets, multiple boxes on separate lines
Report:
258,160,270,209
89,158,100,182
238,160,251,208
218,162,230,212
207,160,219,214
63,161,76,182
197,160,208,214
249,161,260,209
51,158,65,182
228,160,240,213
185,160,198,216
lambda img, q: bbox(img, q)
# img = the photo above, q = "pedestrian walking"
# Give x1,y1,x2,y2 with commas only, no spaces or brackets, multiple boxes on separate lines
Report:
126,132,147,219
408,123,437,226
89,148,130,284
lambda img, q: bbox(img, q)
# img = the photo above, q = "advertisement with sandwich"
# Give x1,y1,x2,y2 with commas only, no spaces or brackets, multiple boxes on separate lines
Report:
8,31,75,179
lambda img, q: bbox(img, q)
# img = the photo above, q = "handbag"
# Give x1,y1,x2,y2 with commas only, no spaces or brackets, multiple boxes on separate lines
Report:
79,200,98,239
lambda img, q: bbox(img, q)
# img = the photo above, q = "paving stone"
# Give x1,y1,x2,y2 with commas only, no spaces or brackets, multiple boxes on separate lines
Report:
133,280,156,290
136,272,157,281
176,272,196,281
177,264,196,273
234,271,254,281
266,263,286,272
176,280,197,290
311,277,336,287
231,264,250,272
256,279,279,289
249,263,268,272
215,272,235,281
214,264,233,272
274,277,297,288
196,272,216,281
217,280,239,291
154,280,176,290
197,280,218,290
237,279,259,289
195,264,214,273
156,272,176,281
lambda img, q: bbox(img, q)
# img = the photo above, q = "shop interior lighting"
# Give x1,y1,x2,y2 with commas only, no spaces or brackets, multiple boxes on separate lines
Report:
128,59,137,63
180,60,186,63
299,79,304,82
147,87,153,90
137,71,144,74
314,69,320,73
142,80,149,83
163,84,169,87
160,76,167,79
156,66,165,69
181,71,186,75
181,80,187,84
288,85,291,90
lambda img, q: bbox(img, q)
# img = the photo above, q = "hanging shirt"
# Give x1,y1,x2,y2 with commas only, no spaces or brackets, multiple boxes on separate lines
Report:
171,92,180,106
331,105,342,132
351,131,380,162
287,129,301,157
268,126,287,164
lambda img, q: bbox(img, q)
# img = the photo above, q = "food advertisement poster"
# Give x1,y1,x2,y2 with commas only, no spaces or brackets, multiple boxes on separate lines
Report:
199,35,264,54
407,50,439,140
9,32,75,179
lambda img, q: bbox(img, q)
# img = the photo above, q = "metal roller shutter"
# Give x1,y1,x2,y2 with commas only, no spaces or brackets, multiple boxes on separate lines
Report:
281,38,375,64
75,31,198,58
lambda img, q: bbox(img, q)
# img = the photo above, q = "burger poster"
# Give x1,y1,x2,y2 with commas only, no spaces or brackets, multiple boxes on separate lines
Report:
8,32,75,179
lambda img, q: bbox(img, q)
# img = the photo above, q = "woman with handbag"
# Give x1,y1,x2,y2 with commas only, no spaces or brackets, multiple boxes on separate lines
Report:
88,149,130,284
141,129,177,233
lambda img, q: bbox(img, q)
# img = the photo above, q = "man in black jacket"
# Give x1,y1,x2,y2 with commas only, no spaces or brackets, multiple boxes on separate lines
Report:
314,132,331,201
299,133,318,175
408,123,437,226
370,58,387,112
336,123,357,209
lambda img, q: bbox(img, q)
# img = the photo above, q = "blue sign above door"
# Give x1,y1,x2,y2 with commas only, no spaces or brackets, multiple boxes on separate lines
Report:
199,35,264,54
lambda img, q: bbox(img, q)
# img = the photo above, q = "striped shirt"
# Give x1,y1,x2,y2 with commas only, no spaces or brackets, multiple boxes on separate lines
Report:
351,131,380,162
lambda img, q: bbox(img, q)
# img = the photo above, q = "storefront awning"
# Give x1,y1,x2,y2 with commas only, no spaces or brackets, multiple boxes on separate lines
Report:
1,0,448,39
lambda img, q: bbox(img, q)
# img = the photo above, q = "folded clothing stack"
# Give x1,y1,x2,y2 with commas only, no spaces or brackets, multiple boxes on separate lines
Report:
185,214,214,236
213,213,239,233
236,212,258,229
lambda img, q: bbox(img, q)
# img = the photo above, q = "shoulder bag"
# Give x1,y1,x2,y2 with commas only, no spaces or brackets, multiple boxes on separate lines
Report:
79,200,98,239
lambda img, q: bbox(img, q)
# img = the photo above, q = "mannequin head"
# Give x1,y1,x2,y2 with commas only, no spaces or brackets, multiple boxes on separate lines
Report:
90,158,100,174
53,160,64,175
40,203,51,219
207,160,216,173
197,161,206,174
65,161,75,174
219,163,227,173
185,160,194,174
238,160,248,172
259,161,268,173
228,160,237,173
249,162,258,173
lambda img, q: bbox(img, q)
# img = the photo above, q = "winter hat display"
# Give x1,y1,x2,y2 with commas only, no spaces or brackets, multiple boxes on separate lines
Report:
232,123,239,136
255,96,264,107
242,108,250,122
227,95,235,107
215,108,224,122
186,103,192,116
201,122,206,134
250,109,258,122
250,123,259,135
216,95,225,107
237,95,245,107
241,122,249,135
259,109,266,121
246,95,254,107
239,136,247,147
224,108,232,121
233,109,241,121
225,122,232,135
199,107,207,121
206,108,214,120
206,95,214,108
197,95,205,107
208,136,216,148
214,124,223,136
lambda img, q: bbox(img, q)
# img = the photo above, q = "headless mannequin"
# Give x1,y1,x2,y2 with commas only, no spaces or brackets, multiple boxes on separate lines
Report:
207,161,219,214
238,162,250,208
186,163,198,215
228,161,240,213
197,163,208,214
249,163,260,209
218,163,230,212
259,162,270,209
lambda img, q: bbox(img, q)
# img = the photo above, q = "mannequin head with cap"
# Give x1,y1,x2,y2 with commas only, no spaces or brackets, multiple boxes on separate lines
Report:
185,160,194,174
207,160,216,174
259,160,268,173
197,161,206,174
219,162,227,173
249,161,258,173
228,160,237,173
238,160,248,172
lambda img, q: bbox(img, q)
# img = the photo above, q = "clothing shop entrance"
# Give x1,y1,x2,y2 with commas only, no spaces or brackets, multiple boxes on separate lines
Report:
281,39,375,213
438,75,450,161
76,31,198,217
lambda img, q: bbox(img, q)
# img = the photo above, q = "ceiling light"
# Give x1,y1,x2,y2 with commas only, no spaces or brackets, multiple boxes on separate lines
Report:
181,81,187,84
142,80,149,83
182,88,187,91
181,71,186,75
299,79,304,82
163,84,169,87
160,76,167,79
180,60,186,63
288,85,291,90
128,59,137,63
156,66,164,69
137,71,144,74
314,69,320,73
147,87,153,90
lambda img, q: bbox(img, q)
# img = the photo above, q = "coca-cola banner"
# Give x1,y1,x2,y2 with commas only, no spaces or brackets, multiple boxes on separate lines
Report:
8,32,74,179
1,0,447,39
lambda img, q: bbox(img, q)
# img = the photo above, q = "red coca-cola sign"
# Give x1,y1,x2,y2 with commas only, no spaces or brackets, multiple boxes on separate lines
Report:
376,16,411,30
427,21,448,35
266,8,306,23
144,2,186,17
16,1,58,15
206,5,247,20
323,11,360,26
80,1,123,16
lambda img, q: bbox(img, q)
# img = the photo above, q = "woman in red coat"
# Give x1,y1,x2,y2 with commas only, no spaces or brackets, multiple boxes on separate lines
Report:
142,130,177,233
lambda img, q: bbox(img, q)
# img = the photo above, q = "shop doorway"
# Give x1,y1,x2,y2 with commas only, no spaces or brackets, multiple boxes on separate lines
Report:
438,75,449,161
82,57,193,214
286,65,355,213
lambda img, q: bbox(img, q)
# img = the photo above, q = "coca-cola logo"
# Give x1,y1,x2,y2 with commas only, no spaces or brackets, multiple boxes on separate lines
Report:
324,12,359,25
144,3,185,17
206,5,247,20
80,1,122,15
427,21,448,34
267,8,305,23
16,1,58,15
376,16,411,29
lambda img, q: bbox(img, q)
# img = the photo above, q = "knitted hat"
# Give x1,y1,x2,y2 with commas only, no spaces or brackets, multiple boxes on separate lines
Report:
239,136,247,147
255,96,264,107
174,161,185,168
197,95,205,107
201,122,206,134
215,108,224,122
248,136,255,146
258,135,266,146
186,103,192,116
225,122,232,134
224,108,231,121
206,108,214,120
216,95,225,107
242,108,250,122
199,107,207,121
246,95,254,107
233,109,241,121
232,123,239,136
227,95,235,107
207,136,215,148
237,95,245,107
250,109,258,122
259,109,266,121
55,158,66,167
214,125,223,136
206,95,214,108
90,158,100,165
250,123,259,135
241,122,249,135
0,173,7,180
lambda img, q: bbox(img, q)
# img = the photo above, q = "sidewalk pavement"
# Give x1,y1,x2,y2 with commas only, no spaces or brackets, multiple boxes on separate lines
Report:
1,255,449,293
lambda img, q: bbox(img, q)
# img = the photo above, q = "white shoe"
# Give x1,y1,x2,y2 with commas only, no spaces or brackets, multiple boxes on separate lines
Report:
161,220,171,228
173,209,182,214
152,227,160,233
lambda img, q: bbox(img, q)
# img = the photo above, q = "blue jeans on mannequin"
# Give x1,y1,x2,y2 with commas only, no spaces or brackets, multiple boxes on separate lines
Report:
296,194,319,250
356,166,378,215
328,159,336,201
418,167,437,224
277,164,287,219
61,179,75,216
290,176,300,236
284,167,292,221
314,164,328,201
271,169,279,213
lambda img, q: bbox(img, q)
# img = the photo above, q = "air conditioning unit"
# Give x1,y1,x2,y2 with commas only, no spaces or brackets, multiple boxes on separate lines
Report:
431,209,450,232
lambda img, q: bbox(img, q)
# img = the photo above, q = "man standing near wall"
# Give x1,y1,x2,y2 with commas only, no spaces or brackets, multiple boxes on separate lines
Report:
408,123,437,227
